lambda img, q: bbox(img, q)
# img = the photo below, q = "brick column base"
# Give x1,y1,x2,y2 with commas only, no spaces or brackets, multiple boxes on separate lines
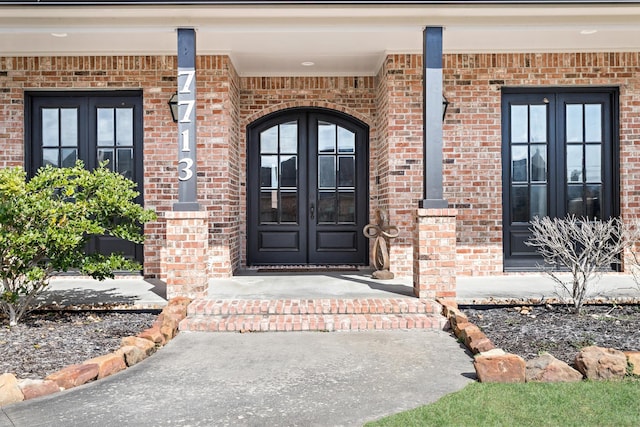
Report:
413,208,457,299
164,211,208,299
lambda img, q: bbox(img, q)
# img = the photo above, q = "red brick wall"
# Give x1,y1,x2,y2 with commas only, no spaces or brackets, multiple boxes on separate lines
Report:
3,52,640,279
375,55,425,276
443,52,640,275
0,55,239,279
238,76,378,268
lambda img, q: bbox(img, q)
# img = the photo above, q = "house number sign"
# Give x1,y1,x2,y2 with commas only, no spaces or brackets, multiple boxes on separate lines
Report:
175,28,199,211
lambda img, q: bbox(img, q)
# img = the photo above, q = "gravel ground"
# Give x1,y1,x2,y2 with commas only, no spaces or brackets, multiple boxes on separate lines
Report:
0,311,157,379
464,304,640,366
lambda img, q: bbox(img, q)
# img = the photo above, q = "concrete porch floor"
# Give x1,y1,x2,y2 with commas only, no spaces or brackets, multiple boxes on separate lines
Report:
38,269,640,309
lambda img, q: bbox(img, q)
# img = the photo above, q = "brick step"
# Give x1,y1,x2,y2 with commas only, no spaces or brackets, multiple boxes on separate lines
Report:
179,298,447,332
179,313,447,332
186,298,442,317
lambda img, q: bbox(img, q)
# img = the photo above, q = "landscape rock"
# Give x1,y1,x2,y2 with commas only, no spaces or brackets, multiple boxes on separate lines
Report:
443,305,468,333
83,352,127,379
119,345,147,367
138,323,166,345
162,304,188,323
467,333,496,354
624,351,640,376
121,335,157,356
0,373,24,406
526,353,583,382
168,296,192,309
159,313,179,341
46,363,99,390
574,346,627,380
18,379,60,400
474,348,526,383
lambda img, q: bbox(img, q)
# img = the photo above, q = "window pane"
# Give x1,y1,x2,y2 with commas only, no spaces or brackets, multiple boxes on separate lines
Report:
260,126,278,153
338,191,355,223
42,108,59,147
260,190,278,223
280,191,297,223
529,105,547,143
117,148,134,180
98,149,114,170
511,186,529,222
61,148,77,168
338,127,355,153
585,104,602,143
530,185,547,218
319,156,336,188
585,145,601,182
318,191,336,223
43,148,58,167
318,121,336,153
586,184,602,220
60,108,78,147
567,185,584,216
280,122,297,153
510,105,528,143
97,108,114,147
280,155,297,188
530,145,547,182
116,108,133,146
511,146,528,182
566,104,583,143
566,145,583,183
338,156,355,187
260,156,278,188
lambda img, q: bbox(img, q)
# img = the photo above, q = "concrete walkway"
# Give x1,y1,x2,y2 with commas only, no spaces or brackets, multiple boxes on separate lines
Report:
0,330,474,427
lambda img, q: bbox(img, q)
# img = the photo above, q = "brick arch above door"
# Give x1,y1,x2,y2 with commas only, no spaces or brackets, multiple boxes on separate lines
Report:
241,101,374,131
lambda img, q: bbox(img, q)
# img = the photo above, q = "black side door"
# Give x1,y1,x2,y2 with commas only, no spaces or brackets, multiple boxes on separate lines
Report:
27,91,144,263
502,88,618,270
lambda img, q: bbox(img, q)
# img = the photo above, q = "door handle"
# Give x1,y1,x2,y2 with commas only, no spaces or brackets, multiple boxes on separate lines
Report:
310,203,315,220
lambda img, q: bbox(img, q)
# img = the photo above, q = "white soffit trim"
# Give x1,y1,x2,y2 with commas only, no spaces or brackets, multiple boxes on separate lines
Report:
2,4,640,76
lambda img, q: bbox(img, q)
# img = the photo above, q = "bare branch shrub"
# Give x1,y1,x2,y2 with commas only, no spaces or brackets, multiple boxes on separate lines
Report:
526,215,626,313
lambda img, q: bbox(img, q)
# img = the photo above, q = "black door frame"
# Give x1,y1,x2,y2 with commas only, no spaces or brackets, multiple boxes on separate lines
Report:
25,90,145,264
246,107,369,266
501,87,620,271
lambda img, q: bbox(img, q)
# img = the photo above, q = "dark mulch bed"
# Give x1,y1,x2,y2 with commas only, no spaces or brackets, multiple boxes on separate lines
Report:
0,311,157,379
464,304,640,366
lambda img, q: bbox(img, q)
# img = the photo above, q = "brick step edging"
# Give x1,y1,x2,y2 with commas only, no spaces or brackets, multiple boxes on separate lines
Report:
187,298,441,317
179,313,447,332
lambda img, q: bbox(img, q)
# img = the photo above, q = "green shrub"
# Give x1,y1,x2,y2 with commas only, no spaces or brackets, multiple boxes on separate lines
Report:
0,162,156,326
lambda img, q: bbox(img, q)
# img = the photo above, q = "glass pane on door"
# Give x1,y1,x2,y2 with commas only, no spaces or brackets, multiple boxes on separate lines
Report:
509,103,549,222
258,122,299,224
40,107,78,167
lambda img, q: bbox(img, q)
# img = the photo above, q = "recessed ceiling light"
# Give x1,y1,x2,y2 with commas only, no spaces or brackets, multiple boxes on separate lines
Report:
580,29,598,35
301,61,315,67
51,33,68,38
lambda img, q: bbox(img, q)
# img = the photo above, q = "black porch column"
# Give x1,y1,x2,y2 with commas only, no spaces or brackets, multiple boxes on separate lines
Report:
420,26,448,209
174,28,200,211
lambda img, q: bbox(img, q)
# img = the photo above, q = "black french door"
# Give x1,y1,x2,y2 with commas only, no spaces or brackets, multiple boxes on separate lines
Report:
27,91,144,264
502,88,618,270
247,108,369,265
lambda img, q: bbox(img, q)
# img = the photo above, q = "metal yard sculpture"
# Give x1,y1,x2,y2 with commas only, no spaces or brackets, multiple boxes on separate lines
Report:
363,208,399,279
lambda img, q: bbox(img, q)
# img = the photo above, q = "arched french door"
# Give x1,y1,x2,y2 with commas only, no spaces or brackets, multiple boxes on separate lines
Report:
247,108,369,265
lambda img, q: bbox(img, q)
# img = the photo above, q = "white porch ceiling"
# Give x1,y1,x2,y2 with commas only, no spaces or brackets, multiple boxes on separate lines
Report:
2,4,640,76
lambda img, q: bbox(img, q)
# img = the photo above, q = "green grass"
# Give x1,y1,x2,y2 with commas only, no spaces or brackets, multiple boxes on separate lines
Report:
366,379,640,427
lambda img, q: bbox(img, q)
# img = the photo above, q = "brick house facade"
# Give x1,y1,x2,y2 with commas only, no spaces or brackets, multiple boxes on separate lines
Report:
2,1,640,299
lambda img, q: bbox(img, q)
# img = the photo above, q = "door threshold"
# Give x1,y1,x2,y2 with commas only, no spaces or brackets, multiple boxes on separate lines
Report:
251,265,362,273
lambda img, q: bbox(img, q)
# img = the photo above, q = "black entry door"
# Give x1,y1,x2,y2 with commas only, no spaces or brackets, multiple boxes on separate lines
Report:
27,91,144,264
502,89,618,270
247,108,369,265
